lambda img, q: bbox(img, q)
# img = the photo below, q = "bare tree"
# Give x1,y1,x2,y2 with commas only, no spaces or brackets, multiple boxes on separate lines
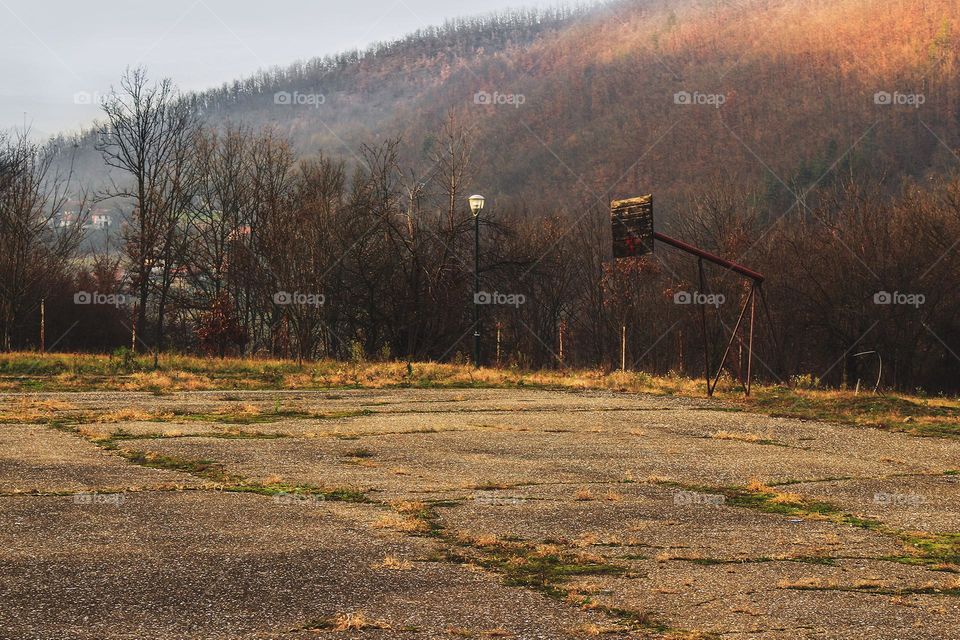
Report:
185,125,256,356
97,68,200,361
245,128,296,355
0,132,87,351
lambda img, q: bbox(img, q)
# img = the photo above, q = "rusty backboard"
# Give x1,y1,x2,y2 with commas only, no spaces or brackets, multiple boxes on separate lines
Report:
611,195,654,258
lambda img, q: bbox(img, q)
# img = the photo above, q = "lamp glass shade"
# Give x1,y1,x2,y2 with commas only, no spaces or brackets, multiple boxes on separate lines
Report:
468,194,486,216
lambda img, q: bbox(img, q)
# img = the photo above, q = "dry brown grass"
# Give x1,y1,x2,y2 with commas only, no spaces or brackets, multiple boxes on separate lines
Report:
0,352,710,396
211,403,261,417
747,478,804,505
778,576,889,591
533,543,563,557
645,474,673,483
391,500,426,515
374,556,414,571
4,352,957,441
777,577,827,589
0,398,80,422
119,371,213,391
712,430,764,443
458,532,501,548
329,611,390,631
853,578,888,589
95,408,171,423
373,514,428,533
575,533,599,547
769,491,805,505
76,425,111,441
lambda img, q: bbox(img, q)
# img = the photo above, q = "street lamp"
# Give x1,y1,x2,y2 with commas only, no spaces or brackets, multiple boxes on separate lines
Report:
468,195,485,367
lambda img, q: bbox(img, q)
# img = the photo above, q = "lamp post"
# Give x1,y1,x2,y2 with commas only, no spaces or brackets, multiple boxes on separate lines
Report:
468,194,485,368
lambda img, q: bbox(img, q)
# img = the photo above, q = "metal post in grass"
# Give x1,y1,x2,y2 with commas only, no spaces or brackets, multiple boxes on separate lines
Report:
40,299,45,354
468,194,485,368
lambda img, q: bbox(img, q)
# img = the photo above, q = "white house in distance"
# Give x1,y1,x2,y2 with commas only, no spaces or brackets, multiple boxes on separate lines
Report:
90,212,112,229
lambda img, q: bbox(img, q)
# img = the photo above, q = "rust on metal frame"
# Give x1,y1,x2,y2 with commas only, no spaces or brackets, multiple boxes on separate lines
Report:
610,194,767,396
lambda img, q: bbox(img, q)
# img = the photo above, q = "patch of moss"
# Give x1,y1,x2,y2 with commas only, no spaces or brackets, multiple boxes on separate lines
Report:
898,532,960,565
227,483,369,503
116,449,234,482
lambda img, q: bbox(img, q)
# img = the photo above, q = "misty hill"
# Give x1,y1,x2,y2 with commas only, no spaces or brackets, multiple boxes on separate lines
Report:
65,0,959,223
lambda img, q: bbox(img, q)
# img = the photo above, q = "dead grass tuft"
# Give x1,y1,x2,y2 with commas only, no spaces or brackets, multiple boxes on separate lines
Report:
712,430,763,443
391,500,426,515
330,611,390,631
0,398,81,422
95,408,169,423
460,532,501,548
747,478,804,504
76,425,110,440
375,556,413,571
374,514,428,533
777,577,826,589
769,491,804,505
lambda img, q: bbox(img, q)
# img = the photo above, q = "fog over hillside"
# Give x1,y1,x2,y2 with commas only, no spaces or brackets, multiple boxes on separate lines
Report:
49,0,960,224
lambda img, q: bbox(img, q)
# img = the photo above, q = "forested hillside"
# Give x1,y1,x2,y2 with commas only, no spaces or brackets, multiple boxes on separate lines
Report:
193,0,960,220
64,0,960,221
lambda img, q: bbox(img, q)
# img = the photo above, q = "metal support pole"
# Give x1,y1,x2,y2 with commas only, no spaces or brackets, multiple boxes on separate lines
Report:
697,258,712,395
473,212,480,368
40,298,45,354
746,284,756,396
558,321,565,364
710,286,752,395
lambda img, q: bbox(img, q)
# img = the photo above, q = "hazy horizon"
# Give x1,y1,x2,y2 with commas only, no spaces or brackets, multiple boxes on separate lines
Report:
0,0,571,138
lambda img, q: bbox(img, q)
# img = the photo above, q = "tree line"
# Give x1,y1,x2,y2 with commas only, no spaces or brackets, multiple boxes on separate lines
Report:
2,68,959,392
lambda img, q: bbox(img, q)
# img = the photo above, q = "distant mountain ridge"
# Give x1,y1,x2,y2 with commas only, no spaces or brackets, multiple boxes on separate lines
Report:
61,0,960,222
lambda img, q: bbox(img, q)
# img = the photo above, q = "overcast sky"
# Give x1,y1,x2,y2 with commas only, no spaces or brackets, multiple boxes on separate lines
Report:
1,0,566,138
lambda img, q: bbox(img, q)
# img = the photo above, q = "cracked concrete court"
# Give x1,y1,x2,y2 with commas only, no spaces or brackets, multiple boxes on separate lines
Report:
1,388,958,639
